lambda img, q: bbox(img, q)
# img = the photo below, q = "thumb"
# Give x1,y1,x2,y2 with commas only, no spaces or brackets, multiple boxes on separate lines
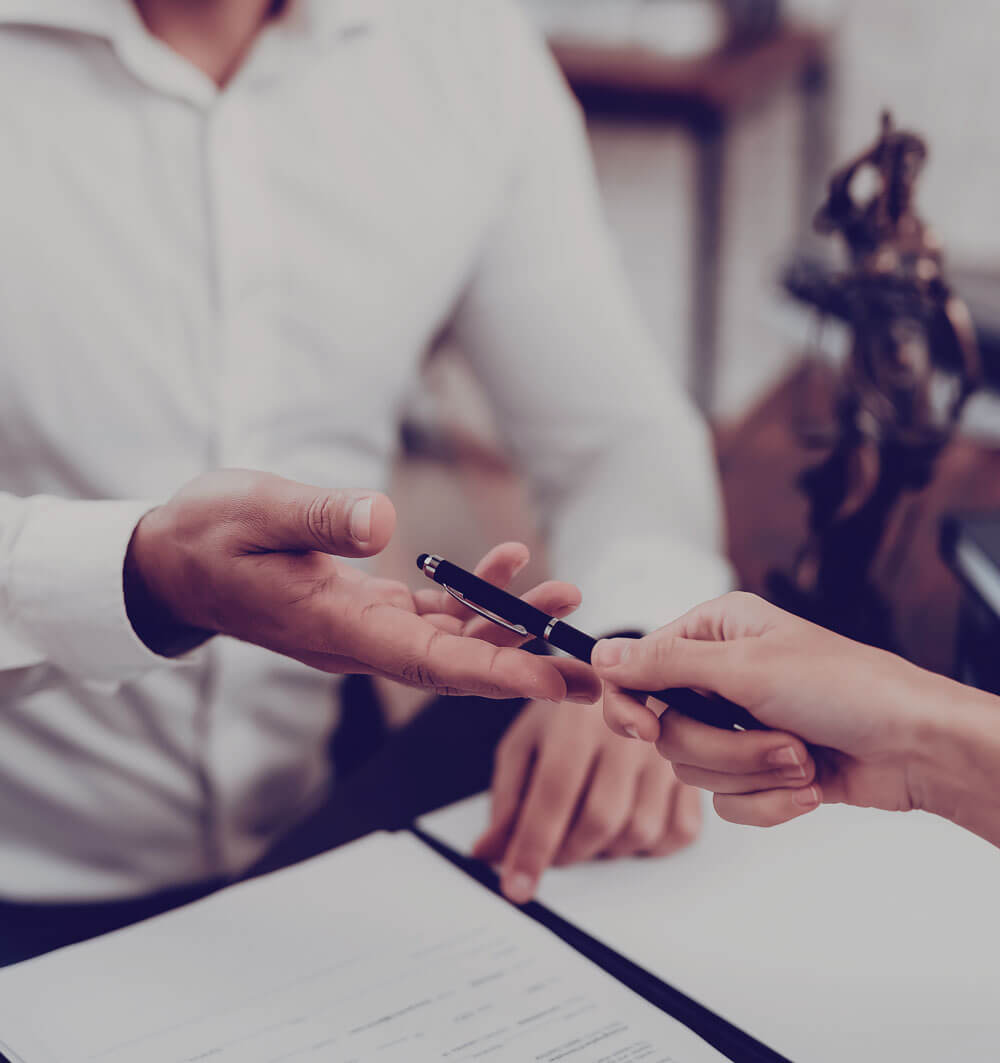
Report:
592,632,742,701
250,477,397,558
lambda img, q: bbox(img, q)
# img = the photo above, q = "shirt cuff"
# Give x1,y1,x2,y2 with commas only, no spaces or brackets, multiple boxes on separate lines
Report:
6,497,184,683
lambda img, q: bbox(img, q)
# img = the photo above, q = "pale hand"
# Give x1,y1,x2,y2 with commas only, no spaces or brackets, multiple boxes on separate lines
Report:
592,592,947,828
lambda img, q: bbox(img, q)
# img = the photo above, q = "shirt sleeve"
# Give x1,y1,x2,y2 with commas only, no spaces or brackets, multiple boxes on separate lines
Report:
0,492,180,682
451,6,734,635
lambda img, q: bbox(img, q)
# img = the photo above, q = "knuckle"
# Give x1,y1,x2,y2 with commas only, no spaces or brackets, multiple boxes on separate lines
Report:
509,833,550,873
621,815,660,852
358,598,394,626
577,807,616,844
370,580,412,611
211,469,270,508
671,763,700,787
534,773,569,813
284,572,338,608
399,661,424,687
495,734,525,772
648,633,677,668
305,494,348,549
400,657,439,690
398,627,448,689
725,637,756,675
654,719,683,761
654,736,678,765
726,590,764,609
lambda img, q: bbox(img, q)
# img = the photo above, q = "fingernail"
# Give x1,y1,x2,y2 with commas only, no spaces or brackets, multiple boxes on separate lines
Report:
593,639,630,668
767,746,804,772
349,497,374,545
505,872,535,904
794,786,821,808
624,725,640,740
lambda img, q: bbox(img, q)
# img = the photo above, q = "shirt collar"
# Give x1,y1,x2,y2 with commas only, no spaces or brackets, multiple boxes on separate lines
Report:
0,0,381,39
0,0,382,107
0,0,121,37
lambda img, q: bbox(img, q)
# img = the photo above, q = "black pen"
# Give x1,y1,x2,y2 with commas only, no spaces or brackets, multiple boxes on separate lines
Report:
417,554,765,732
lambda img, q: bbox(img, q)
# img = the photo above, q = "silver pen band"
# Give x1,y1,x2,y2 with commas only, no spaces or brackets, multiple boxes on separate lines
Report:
421,554,443,579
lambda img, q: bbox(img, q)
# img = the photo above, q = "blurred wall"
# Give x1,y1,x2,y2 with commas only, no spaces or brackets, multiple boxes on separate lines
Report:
587,87,804,423
836,0,1000,267
584,0,1000,423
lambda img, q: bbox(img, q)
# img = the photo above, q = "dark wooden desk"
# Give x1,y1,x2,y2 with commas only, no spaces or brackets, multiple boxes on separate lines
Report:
552,25,830,120
551,25,834,411
718,361,1000,676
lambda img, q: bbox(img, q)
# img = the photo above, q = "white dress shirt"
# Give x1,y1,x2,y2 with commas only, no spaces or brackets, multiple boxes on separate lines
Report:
0,0,732,901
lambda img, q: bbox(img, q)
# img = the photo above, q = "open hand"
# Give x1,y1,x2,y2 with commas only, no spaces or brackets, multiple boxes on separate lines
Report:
124,470,598,703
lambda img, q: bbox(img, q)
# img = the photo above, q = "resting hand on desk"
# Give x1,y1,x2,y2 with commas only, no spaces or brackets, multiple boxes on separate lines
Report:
471,701,702,905
409,542,699,904
123,471,598,704
592,592,1000,848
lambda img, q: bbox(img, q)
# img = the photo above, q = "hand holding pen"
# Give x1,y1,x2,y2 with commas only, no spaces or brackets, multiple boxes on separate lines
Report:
417,553,764,731
417,548,702,903
594,594,839,826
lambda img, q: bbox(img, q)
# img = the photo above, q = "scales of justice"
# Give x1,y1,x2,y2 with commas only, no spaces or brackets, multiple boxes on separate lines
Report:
768,113,981,651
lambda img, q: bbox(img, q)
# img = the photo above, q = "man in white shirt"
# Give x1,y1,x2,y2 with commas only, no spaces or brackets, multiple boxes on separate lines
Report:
0,0,732,945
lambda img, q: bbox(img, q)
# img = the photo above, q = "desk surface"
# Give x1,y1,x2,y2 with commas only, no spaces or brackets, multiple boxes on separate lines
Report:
423,793,1000,1063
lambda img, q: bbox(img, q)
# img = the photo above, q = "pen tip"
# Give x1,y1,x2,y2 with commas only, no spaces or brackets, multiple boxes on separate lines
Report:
416,554,429,572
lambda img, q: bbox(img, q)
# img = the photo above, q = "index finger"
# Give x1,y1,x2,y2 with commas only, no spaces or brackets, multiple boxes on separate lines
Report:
500,733,597,903
339,602,568,701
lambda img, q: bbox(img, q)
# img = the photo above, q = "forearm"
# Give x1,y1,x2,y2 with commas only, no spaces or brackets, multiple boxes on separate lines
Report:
906,667,1000,846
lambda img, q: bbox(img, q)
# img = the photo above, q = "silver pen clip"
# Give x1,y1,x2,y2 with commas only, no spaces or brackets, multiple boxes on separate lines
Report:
443,585,529,637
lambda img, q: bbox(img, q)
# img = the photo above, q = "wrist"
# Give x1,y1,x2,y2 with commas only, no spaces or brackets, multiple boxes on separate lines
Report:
901,667,1000,844
124,509,212,657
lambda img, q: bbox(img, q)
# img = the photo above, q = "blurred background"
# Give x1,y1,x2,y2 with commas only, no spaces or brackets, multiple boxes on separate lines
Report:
378,0,1000,721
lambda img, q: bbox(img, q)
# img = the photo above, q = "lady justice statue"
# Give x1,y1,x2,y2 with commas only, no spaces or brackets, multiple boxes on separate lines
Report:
769,113,981,650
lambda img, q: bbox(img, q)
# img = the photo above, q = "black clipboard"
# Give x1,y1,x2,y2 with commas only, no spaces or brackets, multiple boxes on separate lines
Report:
0,832,793,1063
412,827,793,1063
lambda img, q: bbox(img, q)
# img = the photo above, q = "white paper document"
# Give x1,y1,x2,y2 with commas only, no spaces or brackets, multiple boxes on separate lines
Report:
420,794,1000,1063
0,832,724,1063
